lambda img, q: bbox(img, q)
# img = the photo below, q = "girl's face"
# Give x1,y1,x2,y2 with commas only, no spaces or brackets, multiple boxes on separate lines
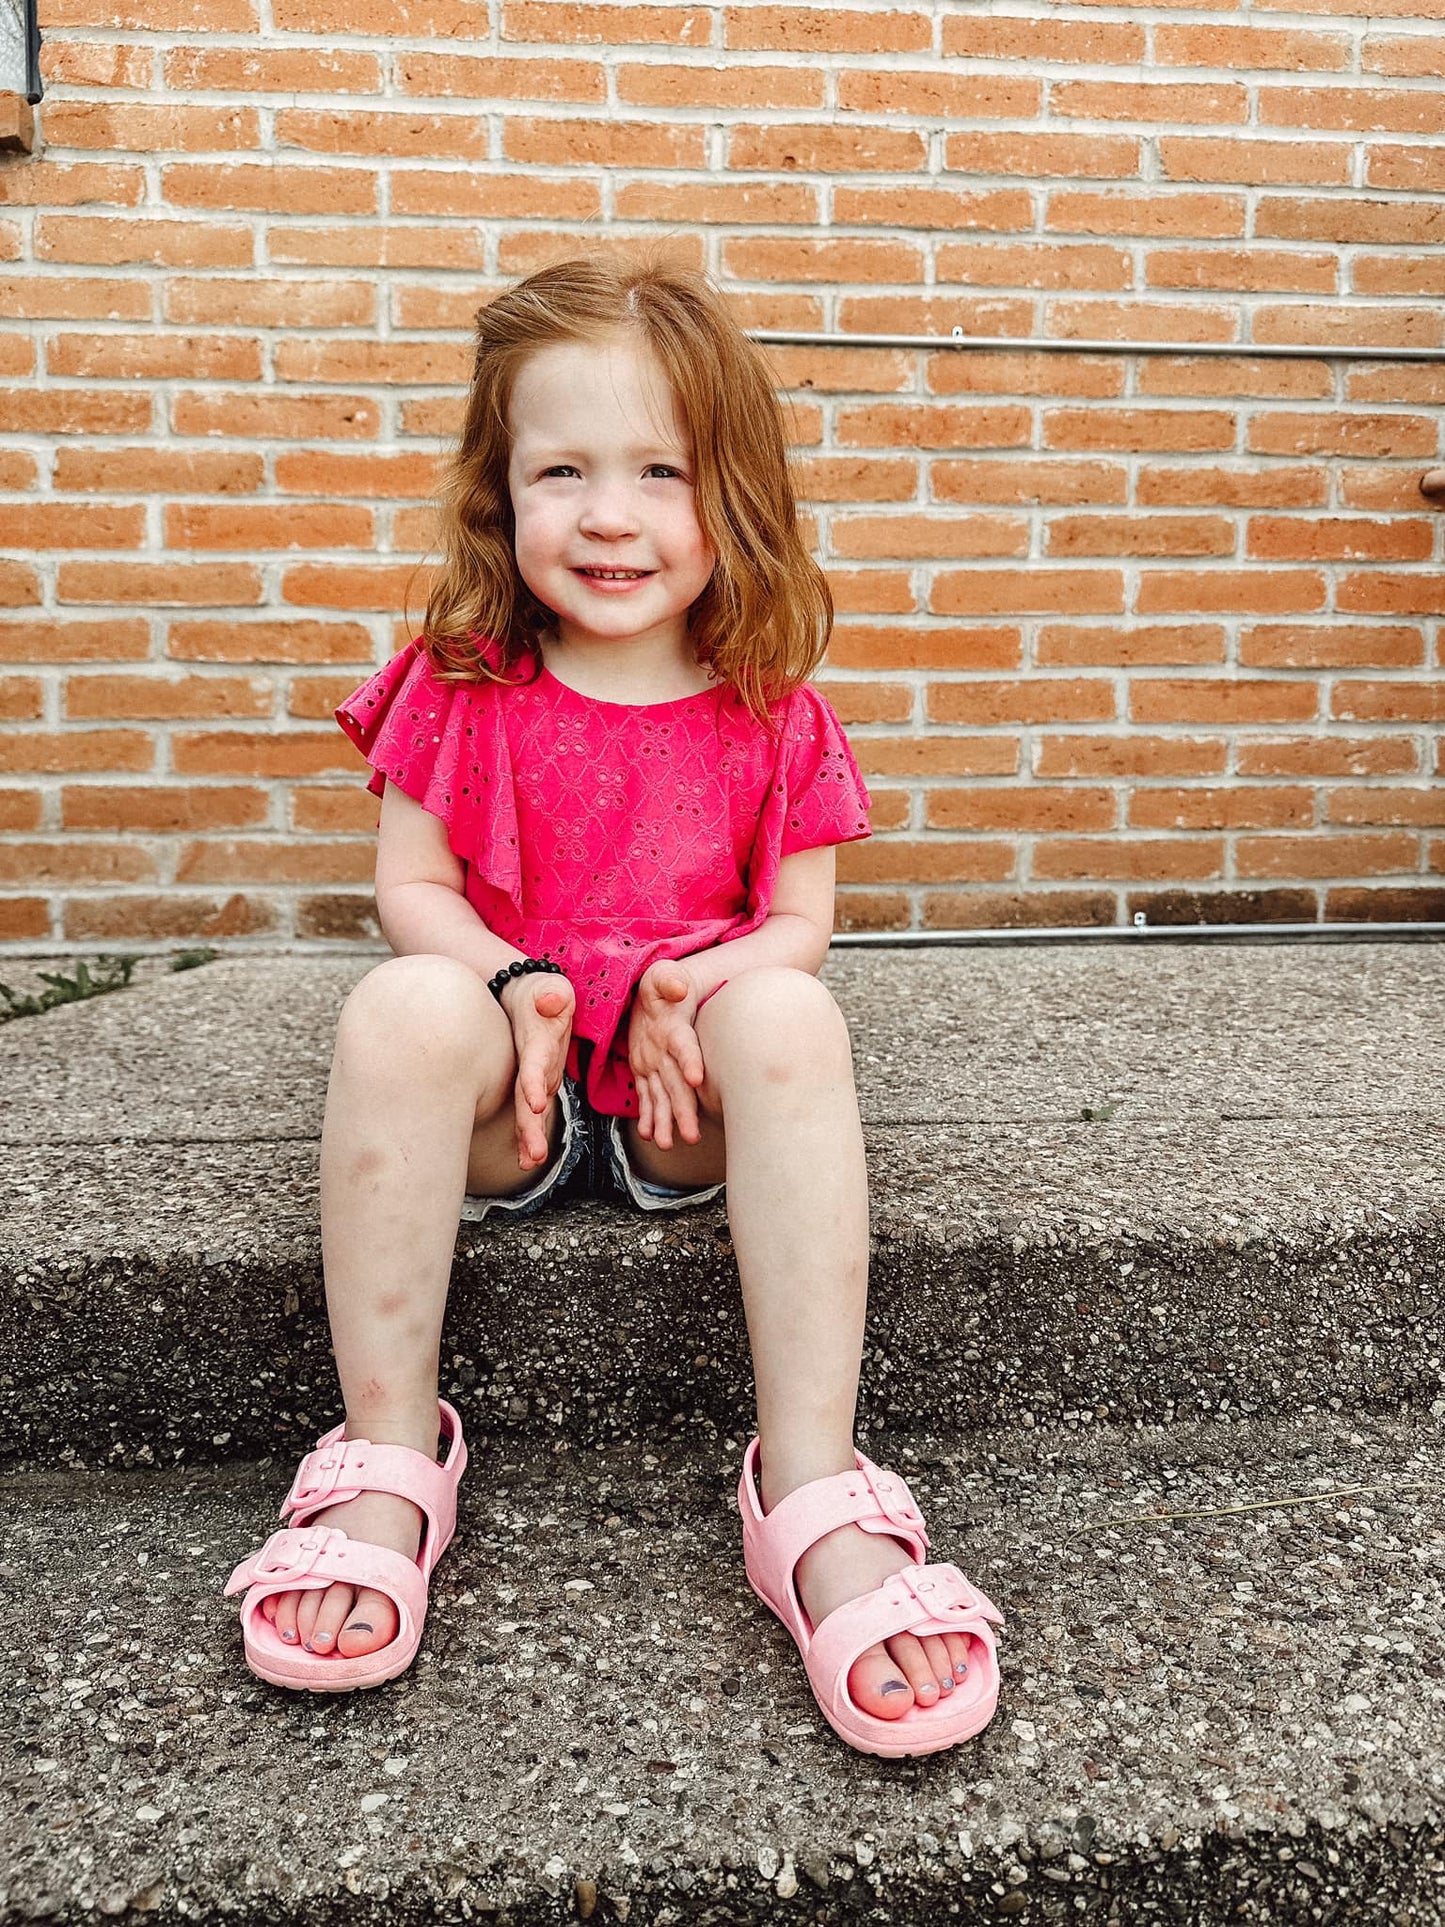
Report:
506,333,715,660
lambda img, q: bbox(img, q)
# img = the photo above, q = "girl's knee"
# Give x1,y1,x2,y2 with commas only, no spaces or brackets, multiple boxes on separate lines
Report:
337,955,507,1074
703,968,850,1079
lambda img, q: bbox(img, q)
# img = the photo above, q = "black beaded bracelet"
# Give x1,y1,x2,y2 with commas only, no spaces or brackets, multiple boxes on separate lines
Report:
487,956,565,1003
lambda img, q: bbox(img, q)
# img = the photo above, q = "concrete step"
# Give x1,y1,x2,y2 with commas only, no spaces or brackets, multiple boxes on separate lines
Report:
3,1411,1442,1925
1,943,1442,1468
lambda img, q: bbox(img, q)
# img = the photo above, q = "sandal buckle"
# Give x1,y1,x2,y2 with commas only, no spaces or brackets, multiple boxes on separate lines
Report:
251,1525,347,1584
892,1562,997,1625
858,1462,927,1539
281,1438,370,1518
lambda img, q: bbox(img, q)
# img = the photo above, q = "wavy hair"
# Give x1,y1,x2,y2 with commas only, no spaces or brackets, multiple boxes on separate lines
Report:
410,247,833,726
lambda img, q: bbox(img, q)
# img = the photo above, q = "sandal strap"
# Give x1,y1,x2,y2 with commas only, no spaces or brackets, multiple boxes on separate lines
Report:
806,1562,1005,1719
223,1525,429,1642
739,1439,931,1632
279,1399,466,1575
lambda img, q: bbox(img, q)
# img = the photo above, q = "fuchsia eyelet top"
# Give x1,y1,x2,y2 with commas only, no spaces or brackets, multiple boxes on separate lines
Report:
334,635,872,1119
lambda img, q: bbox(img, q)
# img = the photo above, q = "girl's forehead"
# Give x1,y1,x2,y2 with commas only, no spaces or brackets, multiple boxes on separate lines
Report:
508,336,689,448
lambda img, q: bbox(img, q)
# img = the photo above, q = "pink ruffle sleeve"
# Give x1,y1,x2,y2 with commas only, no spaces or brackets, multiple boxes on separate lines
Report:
333,639,528,926
778,683,873,858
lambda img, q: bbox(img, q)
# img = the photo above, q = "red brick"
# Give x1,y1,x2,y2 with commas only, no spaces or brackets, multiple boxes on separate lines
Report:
807,682,913,726
1336,574,1445,617
62,785,270,831
1332,681,1445,723
931,570,1125,618
1136,358,1332,400
943,132,1141,180
838,72,1039,119
1248,413,1438,459
852,736,1021,778
1128,786,1312,830
1145,247,1337,294
725,7,930,52
1240,624,1424,668
1327,787,1445,827
1046,190,1245,239
928,351,1125,400
1033,837,1224,882
1326,885,1445,923
837,838,1015,885
1130,679,1319,724
1137,465,1326,509
941,16,1144,63
730,123,925,173
831,514,1028,561
1043,408,1235,453
837,403,1031,451
1155,24,1351,69
835,890,910,932
833,186,1031,232
618,62,821,109
63,892,281,940
1035,735,1227,778
929,680,1117,726
1237,737,1417,778
1136,571,1326,616
1257,194,1445,247
1247,518,1434,563
1037,625,1226,667
826,626,1022,673
1046,514,1235,558
935,243,1132,291
1251,304,1444,352
723,236,925,284
923,889,1116,931
1260,84,1445,135
932,459,1128,507
1236,832,1417,879
500,4,709,44
927,787,1116,834
1054,81,1249,124
1159,137,1350,186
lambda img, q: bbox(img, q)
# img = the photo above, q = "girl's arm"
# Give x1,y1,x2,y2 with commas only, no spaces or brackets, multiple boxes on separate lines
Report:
374,780,527,979
676,844,838,999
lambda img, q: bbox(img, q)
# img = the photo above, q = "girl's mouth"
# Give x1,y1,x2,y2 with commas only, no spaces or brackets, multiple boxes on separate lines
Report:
573,568,655,592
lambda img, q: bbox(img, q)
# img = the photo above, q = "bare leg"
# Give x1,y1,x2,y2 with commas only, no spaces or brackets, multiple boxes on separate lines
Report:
636,968,974,1717
261,954,557,1658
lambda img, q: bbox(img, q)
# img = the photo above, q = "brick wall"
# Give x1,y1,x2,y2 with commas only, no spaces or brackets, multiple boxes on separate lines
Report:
1,2,1443,949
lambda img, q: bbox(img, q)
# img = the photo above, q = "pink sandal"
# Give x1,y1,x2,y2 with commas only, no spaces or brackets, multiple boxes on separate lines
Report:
224,1398,468,1693
738,1437,1004,1758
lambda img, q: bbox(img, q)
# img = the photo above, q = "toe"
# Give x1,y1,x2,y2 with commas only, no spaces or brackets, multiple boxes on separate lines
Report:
305,1582,357,1656
336,1587,399,1659
846,1641,915,1721
921,1633,956,1695
943,1630,973,1683
886,1632,941,1708
272,1589,302,1647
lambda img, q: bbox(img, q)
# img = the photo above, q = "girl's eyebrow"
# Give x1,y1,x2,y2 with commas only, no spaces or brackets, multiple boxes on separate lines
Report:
522,440,689,462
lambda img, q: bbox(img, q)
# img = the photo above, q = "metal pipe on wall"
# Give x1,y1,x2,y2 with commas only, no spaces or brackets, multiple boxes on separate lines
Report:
748,327,1445,365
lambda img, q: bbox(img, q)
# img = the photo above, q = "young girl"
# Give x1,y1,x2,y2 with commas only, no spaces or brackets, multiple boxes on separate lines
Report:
224,253,1003,1757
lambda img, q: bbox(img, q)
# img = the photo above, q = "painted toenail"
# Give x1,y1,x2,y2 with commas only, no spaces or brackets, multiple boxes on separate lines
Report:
940,1676,953,1692
303,1642,314,1652
919,1680,938,1696
280,1629,297,1642
955,1662,969,1678
880,1679,909,1696
348,1622,372,1635
313,1632,333,1646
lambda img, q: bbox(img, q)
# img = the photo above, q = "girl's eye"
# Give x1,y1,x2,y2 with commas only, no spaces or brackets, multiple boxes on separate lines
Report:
537,464,687,481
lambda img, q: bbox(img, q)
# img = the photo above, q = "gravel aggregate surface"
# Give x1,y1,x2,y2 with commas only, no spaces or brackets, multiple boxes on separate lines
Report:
4,1413,1443,1924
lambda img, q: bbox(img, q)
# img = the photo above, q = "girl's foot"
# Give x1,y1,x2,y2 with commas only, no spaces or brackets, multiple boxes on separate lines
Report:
767,1473,976,1722
259,1418,437,1660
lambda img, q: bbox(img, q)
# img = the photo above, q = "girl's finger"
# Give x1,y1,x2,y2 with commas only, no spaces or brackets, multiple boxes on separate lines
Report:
635,1076,653,1142
650,1076,675,1152
659,1056,701,1145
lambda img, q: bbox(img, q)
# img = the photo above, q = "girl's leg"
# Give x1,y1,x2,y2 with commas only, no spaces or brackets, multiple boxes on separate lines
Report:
262,954,556,1659
628,967,971,1718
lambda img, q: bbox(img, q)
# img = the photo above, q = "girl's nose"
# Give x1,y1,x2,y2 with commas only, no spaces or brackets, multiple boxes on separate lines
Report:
577,488,640,538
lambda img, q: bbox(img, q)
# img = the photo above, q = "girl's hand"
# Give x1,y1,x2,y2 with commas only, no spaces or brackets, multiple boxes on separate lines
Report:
499,972,576,1170
627,960,706,1151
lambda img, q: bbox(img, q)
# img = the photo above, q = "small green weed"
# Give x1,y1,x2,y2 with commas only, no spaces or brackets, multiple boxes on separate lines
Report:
1079,1101,1120,1123
0,946,219,1021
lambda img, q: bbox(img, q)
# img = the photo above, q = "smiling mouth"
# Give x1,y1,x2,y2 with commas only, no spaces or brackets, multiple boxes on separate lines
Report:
574,567,653,580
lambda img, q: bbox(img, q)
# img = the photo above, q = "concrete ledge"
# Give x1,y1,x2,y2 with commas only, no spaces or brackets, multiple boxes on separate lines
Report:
1,944,1441,1466
2,1412,1442,1925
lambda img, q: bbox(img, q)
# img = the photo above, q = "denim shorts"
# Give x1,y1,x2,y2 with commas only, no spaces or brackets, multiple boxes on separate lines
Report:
458,1071,725,1224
